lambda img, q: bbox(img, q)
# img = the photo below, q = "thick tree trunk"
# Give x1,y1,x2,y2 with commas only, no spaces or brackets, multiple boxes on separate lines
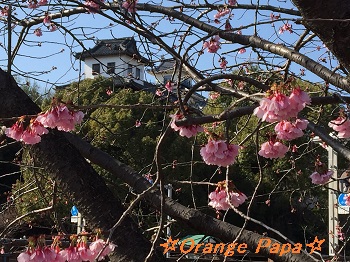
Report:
292,0,350,71
0,69,164,262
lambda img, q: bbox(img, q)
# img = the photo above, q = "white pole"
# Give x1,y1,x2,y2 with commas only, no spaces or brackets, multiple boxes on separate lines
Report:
328,147,338,256
165,184,172,259
77,212,82,234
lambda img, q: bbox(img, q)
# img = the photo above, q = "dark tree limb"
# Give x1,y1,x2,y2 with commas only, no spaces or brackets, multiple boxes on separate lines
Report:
64,132,319,262
292,0,350,71
0,69,164,262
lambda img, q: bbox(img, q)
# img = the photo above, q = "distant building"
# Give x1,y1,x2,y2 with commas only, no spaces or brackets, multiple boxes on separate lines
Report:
148,59,192,88
74,37,206,109
74,37,149,83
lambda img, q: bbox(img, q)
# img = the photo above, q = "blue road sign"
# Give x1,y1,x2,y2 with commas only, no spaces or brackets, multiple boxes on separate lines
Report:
71,205,79,216
338,193,348,206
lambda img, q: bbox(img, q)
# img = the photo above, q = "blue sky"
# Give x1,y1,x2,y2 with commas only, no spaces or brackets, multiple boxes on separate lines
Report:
0,0,332,93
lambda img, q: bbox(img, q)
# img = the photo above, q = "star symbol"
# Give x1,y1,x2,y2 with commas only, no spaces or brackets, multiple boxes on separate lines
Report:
306,236,325,254
159,236,179,254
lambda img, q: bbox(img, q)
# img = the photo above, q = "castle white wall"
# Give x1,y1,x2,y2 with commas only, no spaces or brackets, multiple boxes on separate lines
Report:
83,55,145,80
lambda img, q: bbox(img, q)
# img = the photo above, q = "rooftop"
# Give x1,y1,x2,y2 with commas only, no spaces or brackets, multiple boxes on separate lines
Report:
74,37,150,64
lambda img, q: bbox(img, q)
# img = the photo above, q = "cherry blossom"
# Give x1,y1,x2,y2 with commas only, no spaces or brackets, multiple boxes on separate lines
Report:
5,121,24,141
43,16,51,25
275,119,308,141
155,89,163,96
345,194,350,206
309,159,333,185
84,0,105,13
60,246,81,262
165,80,175,92
279,22,293,34
135,120,141,127
214,8,230,19
328,116,350,138
122,0,138,13
238,48,246,54
200,139,240,166
253,91,291,122
228,0,237,5
49,24,57,32
106,88,113,96
209,92,220,100
270,13,280,21
30,247,45,262
310,171,333,185
5,118,48,145
225,20,232,30
36,103,84,132
208,181,247,211
78,244,94,262
258,138,288,159
27,0,39,8
17,250,31,262
219,57,228,70
89,239,116,261
170,114,203,138
254,87,310,123
38,0,47,5
1,6,9,16
34,28,42,37
288,87,311,114
42,247,56,262
203,35,221,53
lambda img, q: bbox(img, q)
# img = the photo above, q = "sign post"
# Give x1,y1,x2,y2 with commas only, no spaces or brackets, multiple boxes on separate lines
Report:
70,206,84,234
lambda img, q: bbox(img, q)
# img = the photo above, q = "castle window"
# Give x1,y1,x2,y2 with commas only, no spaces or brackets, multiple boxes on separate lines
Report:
92,64,100,75
127,64,133,76
107,62,115,74
136,68,141,79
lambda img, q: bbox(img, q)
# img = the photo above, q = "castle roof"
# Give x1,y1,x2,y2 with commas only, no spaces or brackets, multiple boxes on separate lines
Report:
74,37,150,64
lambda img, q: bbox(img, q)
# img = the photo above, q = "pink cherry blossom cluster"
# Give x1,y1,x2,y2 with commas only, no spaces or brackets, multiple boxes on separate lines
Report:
258,138,288,159
36,103,84,132
1,6,9,16
17,237,115,262
122,0,138,13
165,80,176,92
227,0,237,5
214,8,230,19
310,170,333,185
170,114,204,138
270,13,280,21
42,16,57,32
328,115,350,138
84,0,105,13
209,92,220,100
219,57,228,70
238,48,246,54
208,181,247,211
203,36,221,53
34,28,42,37
200,139,240,166
5,118,48,145
274,119,308,141
279,22,293,34
27,0,47,9
5,103,84,145
309,159,333,185
254,87,311,123
345,194,350,206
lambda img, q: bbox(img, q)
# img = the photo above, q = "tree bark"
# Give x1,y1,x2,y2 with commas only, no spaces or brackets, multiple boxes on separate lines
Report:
0,69,164,262
292,0,350,71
